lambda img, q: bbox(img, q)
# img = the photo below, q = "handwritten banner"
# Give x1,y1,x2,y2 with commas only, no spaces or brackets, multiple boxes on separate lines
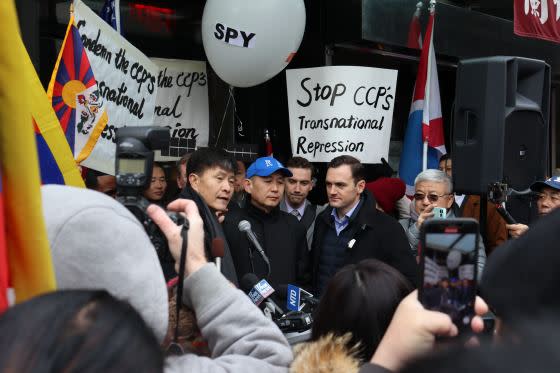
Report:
286,66,398,163
74,0,158,174
151,58,209,161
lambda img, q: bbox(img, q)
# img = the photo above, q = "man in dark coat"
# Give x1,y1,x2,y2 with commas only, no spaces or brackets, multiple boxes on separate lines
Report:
179,148,239,286
223,156,310,289
280,156,326,250
311,155,417,295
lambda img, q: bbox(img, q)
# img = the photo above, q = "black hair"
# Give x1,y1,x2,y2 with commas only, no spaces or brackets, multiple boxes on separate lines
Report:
401,316,560,373
144,162,167,191
235,159,247,174
152,162,166,177
327,155,366,183
286,156,315,177
176,152,192,175
0,290,163,373
439,153,451,163
186,148,236,184
311,259,413,362
84,169,108,189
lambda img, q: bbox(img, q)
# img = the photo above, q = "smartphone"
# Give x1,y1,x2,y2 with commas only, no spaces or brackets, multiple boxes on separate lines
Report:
419,218,479,333
432,207,447,219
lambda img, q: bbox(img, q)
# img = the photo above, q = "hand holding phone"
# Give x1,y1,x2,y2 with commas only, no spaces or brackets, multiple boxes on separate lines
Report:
419,218,479,334
416,205,435,228
432,207,447,219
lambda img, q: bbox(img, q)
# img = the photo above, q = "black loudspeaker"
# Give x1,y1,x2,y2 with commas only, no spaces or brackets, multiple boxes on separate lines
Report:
452,56,550,194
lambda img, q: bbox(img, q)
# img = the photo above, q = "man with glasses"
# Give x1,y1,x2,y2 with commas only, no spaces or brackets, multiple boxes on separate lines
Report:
399,169,486,278
506,177,560,238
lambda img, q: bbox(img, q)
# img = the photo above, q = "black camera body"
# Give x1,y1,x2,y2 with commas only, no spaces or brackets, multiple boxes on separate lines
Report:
487,182,509,204
487,182,519,224
274,311,313,333
115,127,184,268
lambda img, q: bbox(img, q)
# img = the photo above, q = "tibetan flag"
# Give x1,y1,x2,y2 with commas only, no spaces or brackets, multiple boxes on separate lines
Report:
27,38,85,186
399,2,446,196
100,0,121,33
0,0,57,307
31,87,85,187
47,13,108,174
407,1,423,49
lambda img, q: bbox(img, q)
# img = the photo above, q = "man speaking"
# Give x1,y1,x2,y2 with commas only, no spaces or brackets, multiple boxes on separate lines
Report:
223,156,310,288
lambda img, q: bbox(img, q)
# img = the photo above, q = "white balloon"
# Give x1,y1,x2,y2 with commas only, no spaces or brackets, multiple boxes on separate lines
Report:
202,0,306,88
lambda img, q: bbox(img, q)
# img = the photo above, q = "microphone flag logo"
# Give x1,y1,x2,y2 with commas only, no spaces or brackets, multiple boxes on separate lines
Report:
287,284,301,312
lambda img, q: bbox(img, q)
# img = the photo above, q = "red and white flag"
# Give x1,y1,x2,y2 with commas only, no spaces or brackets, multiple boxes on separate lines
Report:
407,1,423,49
264,129,273,156
399,1,446,196
419,5,445,157
514,0,560,44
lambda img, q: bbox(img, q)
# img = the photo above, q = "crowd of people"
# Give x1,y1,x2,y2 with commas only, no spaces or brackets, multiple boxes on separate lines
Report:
2,148,560,373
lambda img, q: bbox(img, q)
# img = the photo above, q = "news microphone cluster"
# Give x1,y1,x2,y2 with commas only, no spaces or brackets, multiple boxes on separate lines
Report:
240,273,284,319
241,274,315,334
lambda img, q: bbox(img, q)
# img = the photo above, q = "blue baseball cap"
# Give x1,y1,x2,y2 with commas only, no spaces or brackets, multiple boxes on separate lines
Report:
246,156,293,178
530,176,560,192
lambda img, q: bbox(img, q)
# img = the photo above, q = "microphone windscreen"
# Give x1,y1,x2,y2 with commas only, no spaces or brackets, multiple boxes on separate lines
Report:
211,238,225,258
238,220,251,233
240,273,260,294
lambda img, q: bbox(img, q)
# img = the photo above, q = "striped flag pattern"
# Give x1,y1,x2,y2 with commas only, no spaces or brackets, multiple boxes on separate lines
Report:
399,2,446,196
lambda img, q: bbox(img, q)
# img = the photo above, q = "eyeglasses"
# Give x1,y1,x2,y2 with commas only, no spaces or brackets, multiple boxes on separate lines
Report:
413,192,450,203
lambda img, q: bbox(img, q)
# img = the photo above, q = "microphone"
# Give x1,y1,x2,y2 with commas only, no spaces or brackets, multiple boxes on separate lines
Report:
240,273,285,319
238,220,271,278
283,284,320,313
275,284,314,335
495,202,517,225
211,238,225,272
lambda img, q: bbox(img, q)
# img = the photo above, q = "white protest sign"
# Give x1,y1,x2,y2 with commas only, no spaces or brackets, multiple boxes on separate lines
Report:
150,58,209,161
286,66,398,163
74,0,159,174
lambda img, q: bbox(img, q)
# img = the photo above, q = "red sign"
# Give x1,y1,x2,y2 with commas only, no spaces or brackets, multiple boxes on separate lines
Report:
514,0,560,43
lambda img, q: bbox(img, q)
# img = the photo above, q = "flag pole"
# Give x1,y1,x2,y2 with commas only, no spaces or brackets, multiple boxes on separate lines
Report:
422,141,428,171
423,0,437,171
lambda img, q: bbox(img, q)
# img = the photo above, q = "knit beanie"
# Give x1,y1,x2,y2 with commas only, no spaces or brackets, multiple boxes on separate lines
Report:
365,177,406,214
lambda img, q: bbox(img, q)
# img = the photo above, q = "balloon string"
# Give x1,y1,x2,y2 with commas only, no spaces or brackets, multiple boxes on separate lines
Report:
214,86,235,147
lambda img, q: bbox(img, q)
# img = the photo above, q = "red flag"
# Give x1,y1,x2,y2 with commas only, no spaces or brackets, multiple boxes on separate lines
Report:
264,129,273,156
399,2,446,196
407,2,423,49
514,0,560,44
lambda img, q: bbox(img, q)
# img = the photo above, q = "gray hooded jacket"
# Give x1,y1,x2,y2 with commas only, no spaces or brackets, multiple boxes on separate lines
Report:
42,185,292,373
